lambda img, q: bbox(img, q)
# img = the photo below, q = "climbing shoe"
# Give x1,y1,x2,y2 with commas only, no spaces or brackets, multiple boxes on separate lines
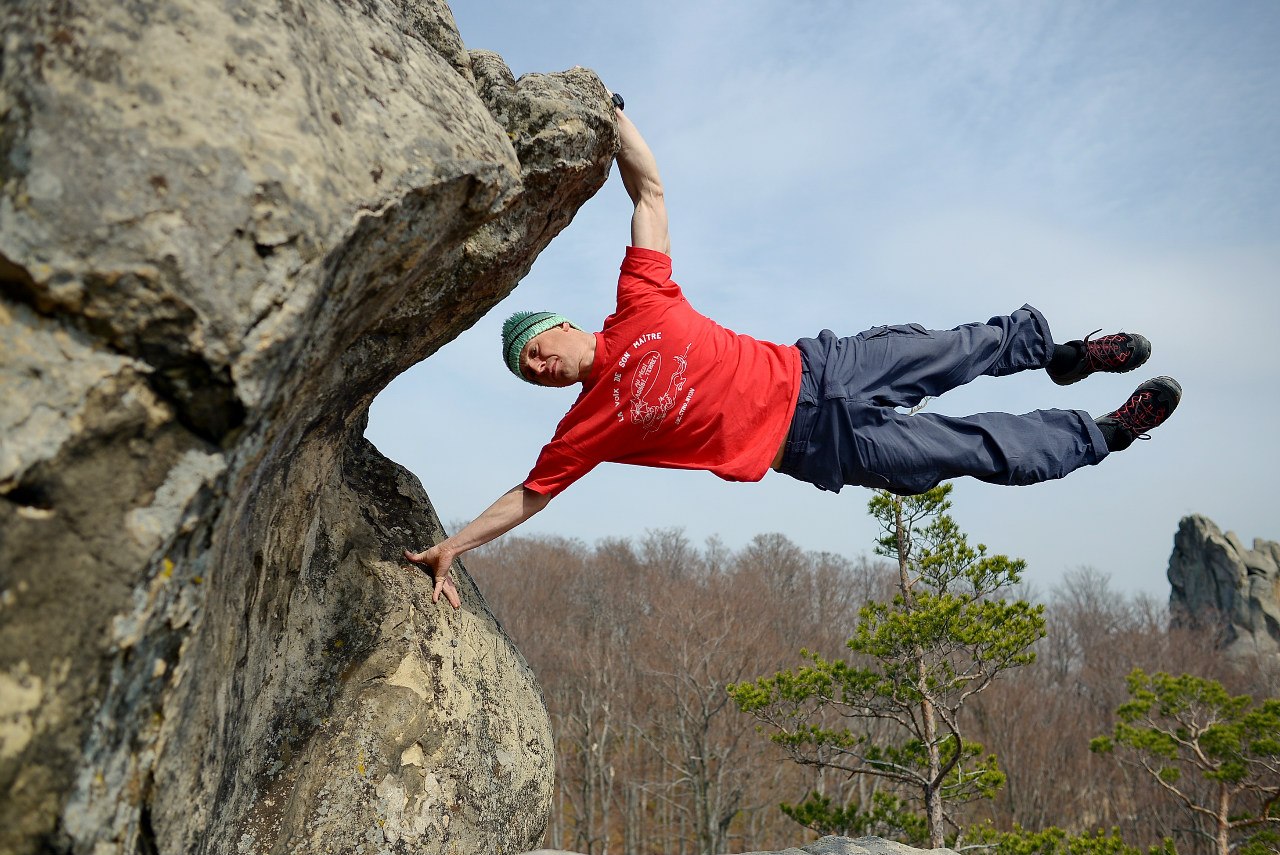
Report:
1096,376,1182,451
1048,330,1152,386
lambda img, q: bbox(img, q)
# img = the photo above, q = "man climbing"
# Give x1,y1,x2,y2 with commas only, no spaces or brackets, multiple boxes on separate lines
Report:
405,94,1181,609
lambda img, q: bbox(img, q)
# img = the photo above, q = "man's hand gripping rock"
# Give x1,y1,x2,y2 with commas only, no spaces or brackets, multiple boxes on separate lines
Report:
403,545,462,610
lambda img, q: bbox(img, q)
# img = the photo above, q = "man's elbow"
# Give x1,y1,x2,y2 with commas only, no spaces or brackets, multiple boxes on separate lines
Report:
521,486,552,516
637,182,664,208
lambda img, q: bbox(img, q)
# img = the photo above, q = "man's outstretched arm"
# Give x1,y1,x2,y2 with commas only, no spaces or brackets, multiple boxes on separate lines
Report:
404,484,551,609
614,104,670,255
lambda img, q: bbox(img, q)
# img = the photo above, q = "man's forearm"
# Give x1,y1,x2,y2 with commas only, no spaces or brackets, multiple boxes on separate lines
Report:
405,483,549,609
440,484,550,558
616,108,663,205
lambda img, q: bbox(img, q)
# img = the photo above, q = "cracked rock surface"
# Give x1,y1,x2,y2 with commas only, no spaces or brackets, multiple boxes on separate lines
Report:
1169,514,1280,659
0,1,617,852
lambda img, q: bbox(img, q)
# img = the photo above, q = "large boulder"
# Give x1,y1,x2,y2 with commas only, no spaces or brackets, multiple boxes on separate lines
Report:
0,1,617,853
1168,515,1280,657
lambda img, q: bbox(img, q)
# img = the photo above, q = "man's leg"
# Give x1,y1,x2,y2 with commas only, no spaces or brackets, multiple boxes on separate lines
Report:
778,375,1182,494
799,305,1054,411
779,306,1174,494
785,400,1108,495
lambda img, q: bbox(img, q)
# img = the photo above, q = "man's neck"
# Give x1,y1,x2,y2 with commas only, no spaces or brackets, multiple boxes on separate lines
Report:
577,330,598,384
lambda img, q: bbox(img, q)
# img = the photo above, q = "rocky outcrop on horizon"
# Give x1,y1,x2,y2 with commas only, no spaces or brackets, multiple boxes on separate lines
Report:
1168,514,1280,658
0,1,617,853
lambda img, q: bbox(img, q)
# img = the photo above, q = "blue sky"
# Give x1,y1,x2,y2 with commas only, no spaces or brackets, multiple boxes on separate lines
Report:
368,1,1280,598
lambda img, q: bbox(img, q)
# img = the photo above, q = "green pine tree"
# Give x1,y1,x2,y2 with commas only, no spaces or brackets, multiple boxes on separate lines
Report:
1091,670,1280,855
960,823,1176,855
729,485,1046,848
780,790,927,843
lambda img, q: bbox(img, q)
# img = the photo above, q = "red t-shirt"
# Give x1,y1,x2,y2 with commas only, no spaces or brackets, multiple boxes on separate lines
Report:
524,247,802,496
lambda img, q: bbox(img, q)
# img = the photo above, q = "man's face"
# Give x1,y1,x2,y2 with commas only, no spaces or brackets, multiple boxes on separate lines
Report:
520,323,590,387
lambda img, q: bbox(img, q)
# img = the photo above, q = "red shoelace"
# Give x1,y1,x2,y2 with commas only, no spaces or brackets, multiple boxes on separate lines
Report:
1082,330,1135,372
1112,388,1168,439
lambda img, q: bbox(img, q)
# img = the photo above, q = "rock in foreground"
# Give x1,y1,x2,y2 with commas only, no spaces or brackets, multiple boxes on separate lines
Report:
0,1,616,852
526,835,958,855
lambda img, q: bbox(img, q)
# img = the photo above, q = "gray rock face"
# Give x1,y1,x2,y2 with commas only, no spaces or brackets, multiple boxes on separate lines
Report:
1168,515,1280,657
0,2,616,853
525,835,958,855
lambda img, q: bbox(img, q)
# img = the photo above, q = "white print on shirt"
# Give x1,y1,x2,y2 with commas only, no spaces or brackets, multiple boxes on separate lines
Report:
612,336,694,434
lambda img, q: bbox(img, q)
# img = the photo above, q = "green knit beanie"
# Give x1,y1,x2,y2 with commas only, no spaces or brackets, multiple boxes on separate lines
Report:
501,311,580,382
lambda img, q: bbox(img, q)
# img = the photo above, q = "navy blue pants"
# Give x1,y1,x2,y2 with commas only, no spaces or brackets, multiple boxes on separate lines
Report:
777,305,1109,495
